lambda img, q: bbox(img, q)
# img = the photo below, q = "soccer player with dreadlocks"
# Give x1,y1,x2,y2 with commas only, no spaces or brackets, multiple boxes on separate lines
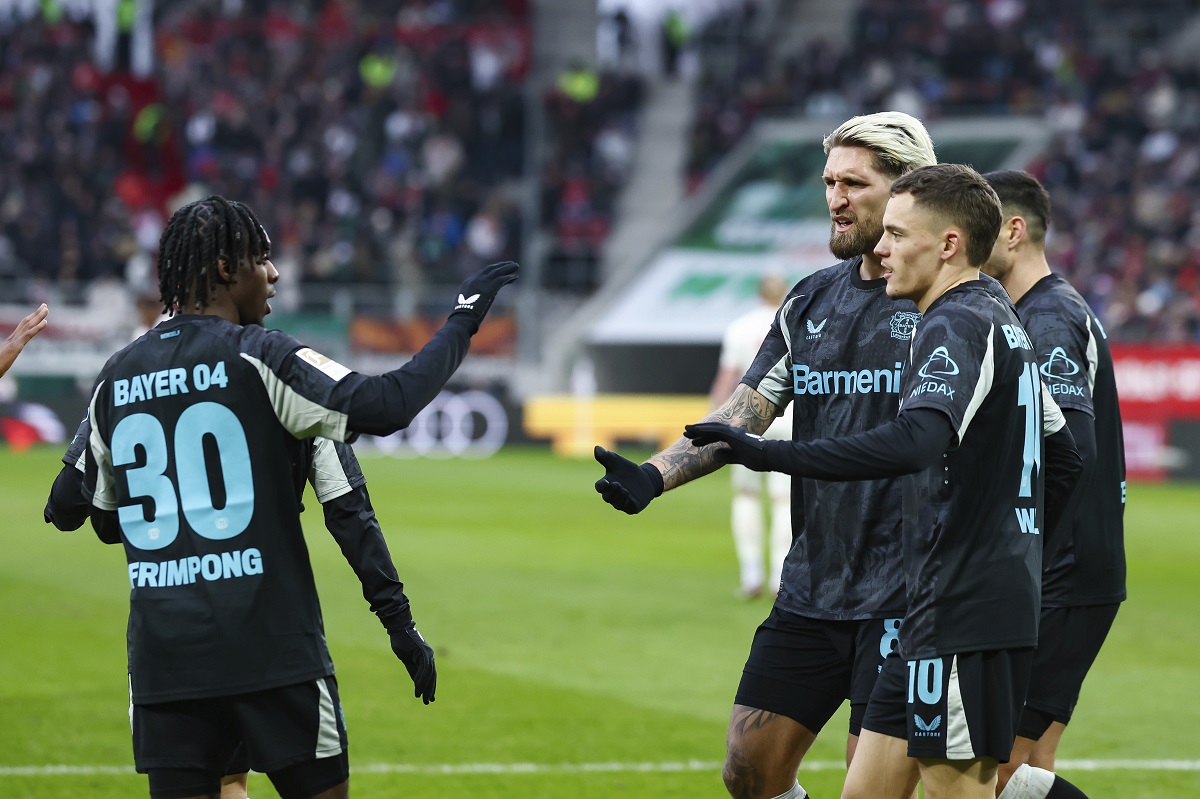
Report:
71,195,517,799
46,415,423,799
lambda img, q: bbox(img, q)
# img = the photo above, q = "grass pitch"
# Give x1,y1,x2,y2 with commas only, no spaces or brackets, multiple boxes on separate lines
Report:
1,445,1197,798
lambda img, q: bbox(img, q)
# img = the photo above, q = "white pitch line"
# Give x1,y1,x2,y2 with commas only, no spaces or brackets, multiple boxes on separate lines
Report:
1055,760,1200,771
2,759,1199,778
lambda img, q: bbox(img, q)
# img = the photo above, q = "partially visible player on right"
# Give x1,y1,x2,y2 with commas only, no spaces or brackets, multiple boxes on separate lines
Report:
981,170,1126,799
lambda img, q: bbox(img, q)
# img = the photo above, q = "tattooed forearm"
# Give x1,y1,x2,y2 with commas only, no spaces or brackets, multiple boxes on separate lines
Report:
714,384,780,435
648,385,781,491
646,434,725,490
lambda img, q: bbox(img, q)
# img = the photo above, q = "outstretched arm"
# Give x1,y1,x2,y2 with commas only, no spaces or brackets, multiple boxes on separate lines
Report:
685,407,956,479
341,262,517,437
594,384,781,515
651,383,779,490
0,303,48,378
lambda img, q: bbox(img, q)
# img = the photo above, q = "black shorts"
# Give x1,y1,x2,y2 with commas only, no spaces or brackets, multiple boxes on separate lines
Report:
132,676,349,799
225,742,249,776
861,648,1034,762
735,606,903,735
1017,603,1121,739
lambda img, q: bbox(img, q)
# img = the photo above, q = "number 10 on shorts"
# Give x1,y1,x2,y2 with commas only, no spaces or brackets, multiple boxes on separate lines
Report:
907,658,944,704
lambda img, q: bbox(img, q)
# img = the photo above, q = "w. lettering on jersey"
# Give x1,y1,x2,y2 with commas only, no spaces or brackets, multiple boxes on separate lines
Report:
895,284,1042,659
793,362,905,396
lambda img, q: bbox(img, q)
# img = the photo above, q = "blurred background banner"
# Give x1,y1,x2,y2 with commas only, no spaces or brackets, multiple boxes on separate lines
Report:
1112,343,1200,479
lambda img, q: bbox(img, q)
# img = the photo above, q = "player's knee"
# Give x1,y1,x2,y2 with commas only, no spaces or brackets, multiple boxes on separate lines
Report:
723,748,803,799
996,760,1017,794
722,746,778,799
721,751,754,798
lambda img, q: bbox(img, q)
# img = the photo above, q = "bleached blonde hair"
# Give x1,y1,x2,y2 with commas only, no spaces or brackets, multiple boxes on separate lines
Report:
822,111,937,178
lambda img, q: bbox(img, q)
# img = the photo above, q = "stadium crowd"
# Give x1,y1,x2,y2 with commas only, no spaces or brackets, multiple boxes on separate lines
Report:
541,62,644,292
5,0,1200,337
685,0,1200,340
1,0,643,315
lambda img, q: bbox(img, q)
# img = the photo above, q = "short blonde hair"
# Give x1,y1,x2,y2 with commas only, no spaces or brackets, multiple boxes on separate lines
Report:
822,111,936,179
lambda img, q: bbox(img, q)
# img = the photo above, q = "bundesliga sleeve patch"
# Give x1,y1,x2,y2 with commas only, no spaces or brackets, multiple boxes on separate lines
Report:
294,347,352,382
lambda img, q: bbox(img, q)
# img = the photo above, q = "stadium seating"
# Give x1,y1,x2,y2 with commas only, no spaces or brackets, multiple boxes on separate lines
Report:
3,0,1199,341
1,1,535,318
683,0,1200,341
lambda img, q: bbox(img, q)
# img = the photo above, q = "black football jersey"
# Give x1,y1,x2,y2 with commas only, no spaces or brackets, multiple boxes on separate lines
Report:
742,258,921,620
897,281,1044,658
86,316,370,703
1017,274,1126,606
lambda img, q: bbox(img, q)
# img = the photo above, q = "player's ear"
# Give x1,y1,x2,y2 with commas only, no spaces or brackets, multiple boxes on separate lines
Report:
215,256,234,284
942,229,961,262
1006,215,1028,248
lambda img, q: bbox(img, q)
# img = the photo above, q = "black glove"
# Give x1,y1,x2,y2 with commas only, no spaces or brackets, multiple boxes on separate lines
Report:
683,422,773,471
389,624,437,704
594,445,664,514
44,464,90,532
449,260,520,333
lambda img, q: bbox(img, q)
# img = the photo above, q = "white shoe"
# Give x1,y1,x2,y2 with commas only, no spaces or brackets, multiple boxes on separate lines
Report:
736,585,763,600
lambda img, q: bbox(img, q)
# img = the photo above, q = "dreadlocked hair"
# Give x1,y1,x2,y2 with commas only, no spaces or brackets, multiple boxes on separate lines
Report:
156,195,271,315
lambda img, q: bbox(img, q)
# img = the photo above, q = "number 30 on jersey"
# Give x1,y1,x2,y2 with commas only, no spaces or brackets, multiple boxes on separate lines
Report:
111,401,253,551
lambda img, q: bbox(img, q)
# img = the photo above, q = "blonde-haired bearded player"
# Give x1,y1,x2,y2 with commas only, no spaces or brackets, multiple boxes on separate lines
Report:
597,112,937,799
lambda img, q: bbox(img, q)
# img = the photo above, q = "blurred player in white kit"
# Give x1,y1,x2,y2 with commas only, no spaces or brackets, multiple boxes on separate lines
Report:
709,274,794,599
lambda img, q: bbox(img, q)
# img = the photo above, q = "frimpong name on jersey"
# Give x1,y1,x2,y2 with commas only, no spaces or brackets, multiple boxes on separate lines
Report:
128,548,264,588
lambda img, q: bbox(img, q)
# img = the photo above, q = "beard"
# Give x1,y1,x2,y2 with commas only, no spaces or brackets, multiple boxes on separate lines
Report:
981,253,1013,283
829,216,884,261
